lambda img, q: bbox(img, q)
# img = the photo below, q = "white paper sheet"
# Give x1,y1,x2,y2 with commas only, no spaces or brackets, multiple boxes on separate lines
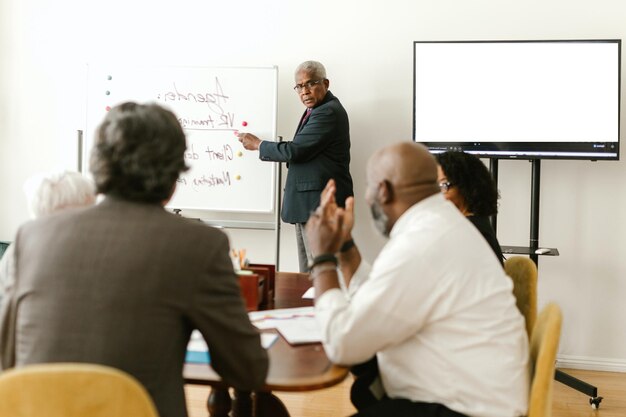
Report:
248,307,321,344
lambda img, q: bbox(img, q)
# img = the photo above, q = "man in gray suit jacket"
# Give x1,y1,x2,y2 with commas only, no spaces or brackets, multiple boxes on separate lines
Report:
238,61,353,272
0,102,268,417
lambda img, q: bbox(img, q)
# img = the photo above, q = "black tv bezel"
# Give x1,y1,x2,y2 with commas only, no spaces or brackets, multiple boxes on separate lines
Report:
412,39,622,161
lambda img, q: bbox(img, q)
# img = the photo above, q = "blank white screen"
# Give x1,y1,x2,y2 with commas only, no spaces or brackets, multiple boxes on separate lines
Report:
414,41,619,143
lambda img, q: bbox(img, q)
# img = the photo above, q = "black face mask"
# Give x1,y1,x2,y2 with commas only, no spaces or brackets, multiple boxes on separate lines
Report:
369,198,390,238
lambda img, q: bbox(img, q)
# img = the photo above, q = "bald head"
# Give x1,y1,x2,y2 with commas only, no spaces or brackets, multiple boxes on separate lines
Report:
364,142,439,236
367,142,439,204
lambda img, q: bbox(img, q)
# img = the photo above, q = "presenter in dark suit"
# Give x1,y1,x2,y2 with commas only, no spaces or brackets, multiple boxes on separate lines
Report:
0,103,268,417
238,61,353,272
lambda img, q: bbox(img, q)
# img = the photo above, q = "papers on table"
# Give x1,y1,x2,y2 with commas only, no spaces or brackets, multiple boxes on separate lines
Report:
186,330,210,364
185,330,279,364
188,330,208,351
302,286,315,299
248,307,321,345
260,333,279,348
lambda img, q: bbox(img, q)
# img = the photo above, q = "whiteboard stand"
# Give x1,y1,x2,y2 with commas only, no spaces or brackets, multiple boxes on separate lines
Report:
77,130,83,172
273,136,283,270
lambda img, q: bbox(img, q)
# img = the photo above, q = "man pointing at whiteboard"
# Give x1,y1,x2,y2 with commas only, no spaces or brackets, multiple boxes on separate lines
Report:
238,61,353,272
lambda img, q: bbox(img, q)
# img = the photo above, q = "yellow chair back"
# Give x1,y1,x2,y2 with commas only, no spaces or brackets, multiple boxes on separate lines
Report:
528,303,562,417
0,363,158,417
504,256,538,337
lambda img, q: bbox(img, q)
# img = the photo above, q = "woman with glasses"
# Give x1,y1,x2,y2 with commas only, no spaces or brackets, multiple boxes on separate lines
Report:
436,151,504,265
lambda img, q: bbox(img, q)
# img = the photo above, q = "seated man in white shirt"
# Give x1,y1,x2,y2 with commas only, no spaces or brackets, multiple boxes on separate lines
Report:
306,142,529,417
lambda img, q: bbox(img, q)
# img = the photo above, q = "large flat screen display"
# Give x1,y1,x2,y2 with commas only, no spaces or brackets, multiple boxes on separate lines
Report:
413,40,621,160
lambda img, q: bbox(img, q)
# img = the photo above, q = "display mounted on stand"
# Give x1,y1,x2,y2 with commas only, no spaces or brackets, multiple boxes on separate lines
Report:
413,39,621,408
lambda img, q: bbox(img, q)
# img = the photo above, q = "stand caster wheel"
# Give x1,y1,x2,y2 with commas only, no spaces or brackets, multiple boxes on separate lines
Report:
589,396,603,409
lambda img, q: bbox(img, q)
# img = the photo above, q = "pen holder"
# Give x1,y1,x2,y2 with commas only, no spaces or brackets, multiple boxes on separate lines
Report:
246,264,275,309
238,272,264,311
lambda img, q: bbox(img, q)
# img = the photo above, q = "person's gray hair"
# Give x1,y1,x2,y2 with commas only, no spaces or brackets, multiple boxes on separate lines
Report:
24,171,96,218
294,61,327,80
90,102,189,203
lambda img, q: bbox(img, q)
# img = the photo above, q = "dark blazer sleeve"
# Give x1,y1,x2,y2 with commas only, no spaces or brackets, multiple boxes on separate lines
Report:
188,231,268,390
259,102,342,163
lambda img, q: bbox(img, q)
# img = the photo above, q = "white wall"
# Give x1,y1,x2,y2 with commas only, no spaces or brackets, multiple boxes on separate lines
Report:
1,0,625,371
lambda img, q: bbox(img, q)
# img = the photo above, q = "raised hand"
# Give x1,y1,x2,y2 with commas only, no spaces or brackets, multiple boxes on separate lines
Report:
340,196,355,243
306,180,345,256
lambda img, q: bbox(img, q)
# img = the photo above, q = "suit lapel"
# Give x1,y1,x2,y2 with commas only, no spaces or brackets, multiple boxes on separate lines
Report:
297,108,312,133
294,91,335,134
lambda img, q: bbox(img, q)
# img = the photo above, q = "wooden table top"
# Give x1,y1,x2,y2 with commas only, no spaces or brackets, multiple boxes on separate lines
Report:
183,271,348,392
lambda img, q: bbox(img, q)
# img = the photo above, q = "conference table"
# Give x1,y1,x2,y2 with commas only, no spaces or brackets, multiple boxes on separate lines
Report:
183,271,349,417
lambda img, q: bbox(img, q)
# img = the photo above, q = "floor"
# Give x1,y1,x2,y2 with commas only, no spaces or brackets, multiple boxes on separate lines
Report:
185,368,626,417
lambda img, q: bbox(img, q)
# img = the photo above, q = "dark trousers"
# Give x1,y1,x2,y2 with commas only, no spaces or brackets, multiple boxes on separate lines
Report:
350,358,468,417
351,399,468,417
350,357,382,410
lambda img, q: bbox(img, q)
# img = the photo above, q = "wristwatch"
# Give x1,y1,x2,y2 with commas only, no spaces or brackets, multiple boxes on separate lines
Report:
307,253,338,272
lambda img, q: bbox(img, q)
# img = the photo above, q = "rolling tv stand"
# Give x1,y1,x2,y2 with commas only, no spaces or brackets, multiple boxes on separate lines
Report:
490,158,603,409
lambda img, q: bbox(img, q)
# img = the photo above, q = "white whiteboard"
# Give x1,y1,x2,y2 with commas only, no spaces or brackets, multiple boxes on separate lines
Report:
85,65,278,212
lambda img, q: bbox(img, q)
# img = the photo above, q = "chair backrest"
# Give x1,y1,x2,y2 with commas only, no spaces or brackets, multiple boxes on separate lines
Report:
504,256,538,337
528,303,562,417
0,363,159,417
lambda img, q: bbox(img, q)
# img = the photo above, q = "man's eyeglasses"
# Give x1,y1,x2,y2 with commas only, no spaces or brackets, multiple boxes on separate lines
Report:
438,181,453,192
293,79,324,93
